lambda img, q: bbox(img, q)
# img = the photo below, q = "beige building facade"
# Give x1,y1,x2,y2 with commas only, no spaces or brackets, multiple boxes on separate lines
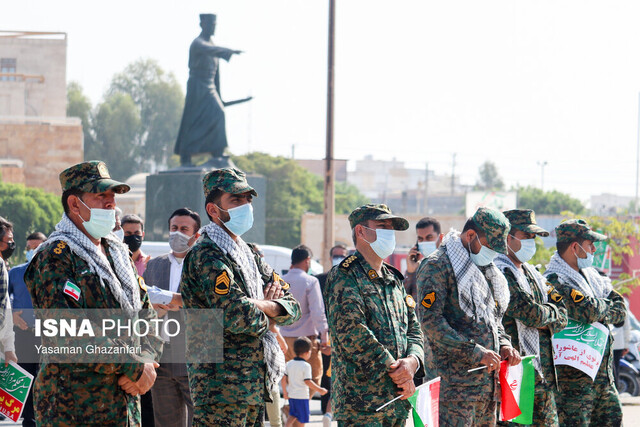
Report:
0,31,83,193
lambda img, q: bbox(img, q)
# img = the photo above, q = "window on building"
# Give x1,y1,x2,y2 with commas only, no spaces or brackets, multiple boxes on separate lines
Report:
0,58,17,81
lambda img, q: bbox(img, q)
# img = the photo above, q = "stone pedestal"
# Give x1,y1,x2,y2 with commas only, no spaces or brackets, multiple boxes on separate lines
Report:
145,168,266,244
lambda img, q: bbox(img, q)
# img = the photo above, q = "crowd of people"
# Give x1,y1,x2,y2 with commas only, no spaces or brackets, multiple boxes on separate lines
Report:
0,159,630,427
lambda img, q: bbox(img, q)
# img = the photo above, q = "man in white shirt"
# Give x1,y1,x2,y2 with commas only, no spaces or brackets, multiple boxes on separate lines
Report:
281,245,329,398
144,208,201,427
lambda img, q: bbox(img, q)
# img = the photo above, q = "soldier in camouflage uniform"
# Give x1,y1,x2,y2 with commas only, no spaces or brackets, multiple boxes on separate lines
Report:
495,209,568,427
180,168,301,426
544,219,626,426
417,207,521,427
323,204,425,426
24,161,163,426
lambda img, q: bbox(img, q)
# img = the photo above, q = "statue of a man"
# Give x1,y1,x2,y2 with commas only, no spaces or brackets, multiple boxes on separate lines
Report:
174,14,247,166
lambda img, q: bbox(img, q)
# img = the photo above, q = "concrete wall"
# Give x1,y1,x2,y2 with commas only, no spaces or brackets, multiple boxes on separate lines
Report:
0,120,83,193
0,34,67,117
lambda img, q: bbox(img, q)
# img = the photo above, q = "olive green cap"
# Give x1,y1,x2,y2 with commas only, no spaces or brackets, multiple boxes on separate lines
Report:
471,207,510,254
202,167,257,198
503,209,549,237
348,203,409,231
555,219,607,243
59,161,130,194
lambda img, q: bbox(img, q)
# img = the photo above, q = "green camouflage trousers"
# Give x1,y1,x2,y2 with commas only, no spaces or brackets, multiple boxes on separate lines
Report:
439,398,497,427
193,403,263,426
556,368,622,427
337,416,405,427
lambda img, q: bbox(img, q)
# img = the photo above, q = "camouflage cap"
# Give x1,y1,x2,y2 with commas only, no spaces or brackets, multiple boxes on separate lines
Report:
202,167,257,198
503,209,549,237
555,219,607,243
471,207,510,254
348,203,409,231
59,161,130,194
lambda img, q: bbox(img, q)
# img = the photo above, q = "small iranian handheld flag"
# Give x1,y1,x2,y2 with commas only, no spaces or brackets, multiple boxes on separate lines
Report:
408,376,441,427
499,355,536,424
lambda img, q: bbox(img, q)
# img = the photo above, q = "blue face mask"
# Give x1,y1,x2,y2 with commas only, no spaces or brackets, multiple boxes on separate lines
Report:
418,241,437,257
25,249,35,262
363,226,396,259
509,236,537,263
78,198,116,239
469,234,497,267
218,203,254,237
575,244,594,269
331,257,343,267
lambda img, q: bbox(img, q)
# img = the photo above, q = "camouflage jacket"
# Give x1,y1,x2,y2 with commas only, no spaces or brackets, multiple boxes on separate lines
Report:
323,252,425,421
24,239,162,427
501,267,568,388
416,247,512,401
180,235,300,406
546,271,626,385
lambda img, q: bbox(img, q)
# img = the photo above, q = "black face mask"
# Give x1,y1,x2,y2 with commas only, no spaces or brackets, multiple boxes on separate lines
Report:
1,241,15,260
123,235,143,253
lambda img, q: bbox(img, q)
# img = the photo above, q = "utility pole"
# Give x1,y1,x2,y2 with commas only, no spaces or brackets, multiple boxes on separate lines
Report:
634,93,640,215
322,0,336,270
537,161,548,192
450,153,456,195
423,162,429,213
291,144,295,159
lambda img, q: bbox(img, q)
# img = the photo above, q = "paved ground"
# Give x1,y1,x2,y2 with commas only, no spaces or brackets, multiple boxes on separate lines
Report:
5,396,640,426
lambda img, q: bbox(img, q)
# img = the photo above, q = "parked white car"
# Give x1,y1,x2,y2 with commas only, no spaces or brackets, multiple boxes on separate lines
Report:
140,241,324,276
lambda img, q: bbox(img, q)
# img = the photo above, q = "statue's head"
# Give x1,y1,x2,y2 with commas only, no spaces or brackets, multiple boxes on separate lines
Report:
200,14,217,37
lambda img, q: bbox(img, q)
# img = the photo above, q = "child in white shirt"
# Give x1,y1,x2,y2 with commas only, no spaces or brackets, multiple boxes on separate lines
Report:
282,337,328,426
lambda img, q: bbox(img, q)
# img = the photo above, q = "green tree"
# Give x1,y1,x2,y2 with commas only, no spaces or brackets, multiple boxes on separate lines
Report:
231,153,369,247
475,161,504,191
561,212,640,294
517,186,585,215
108,59,184,170
67,82,95,150
0,181,62,262
92,93,141,181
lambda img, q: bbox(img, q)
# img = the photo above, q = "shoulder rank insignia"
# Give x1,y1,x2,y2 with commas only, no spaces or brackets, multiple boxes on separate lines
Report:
214,271,231,295
421,291,436,309
550,291,563,303
52,241,67,255
406,295,416,309
571,289,584,303
273,272,289,290
340,255,357,270
368,269,379,280
138,277,147,292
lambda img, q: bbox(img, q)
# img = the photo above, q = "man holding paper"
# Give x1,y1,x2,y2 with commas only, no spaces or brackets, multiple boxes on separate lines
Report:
495,209,568,426
324,204,425,426
544,219,626,426
417,207,520,426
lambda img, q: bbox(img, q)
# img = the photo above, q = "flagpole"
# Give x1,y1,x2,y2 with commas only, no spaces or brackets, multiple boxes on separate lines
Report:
375,377,440,412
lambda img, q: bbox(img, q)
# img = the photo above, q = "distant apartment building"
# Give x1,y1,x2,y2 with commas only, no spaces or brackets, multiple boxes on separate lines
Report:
294,158,348,182
590,193,634,216
346,155,469,215
0,31,83,193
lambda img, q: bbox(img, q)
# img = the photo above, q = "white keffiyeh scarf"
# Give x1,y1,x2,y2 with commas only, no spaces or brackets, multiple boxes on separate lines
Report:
442,231,510,329
545,252,612,299
202,222,286,388
36,214,141,318
495,254,550,375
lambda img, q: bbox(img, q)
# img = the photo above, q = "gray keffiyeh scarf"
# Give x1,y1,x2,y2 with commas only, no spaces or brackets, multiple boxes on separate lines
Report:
495,254,549,375
36,214,141,318
442,231,510,329
202,222,286,388
544,252,612,299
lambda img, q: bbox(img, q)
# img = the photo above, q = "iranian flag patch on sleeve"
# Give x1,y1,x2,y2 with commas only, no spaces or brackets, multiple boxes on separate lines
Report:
63,281,81,301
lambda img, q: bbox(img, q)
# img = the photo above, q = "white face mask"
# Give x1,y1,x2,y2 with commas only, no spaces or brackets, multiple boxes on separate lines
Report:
509,236,537,263
362,226,396,259
113,228,125,241
418,241,437,257
77,198,116,239
574,244,594,269
468,234,498,267
169,231,192,254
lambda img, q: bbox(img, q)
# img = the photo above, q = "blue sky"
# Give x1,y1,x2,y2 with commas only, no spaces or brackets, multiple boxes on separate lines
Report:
4,0,640,202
